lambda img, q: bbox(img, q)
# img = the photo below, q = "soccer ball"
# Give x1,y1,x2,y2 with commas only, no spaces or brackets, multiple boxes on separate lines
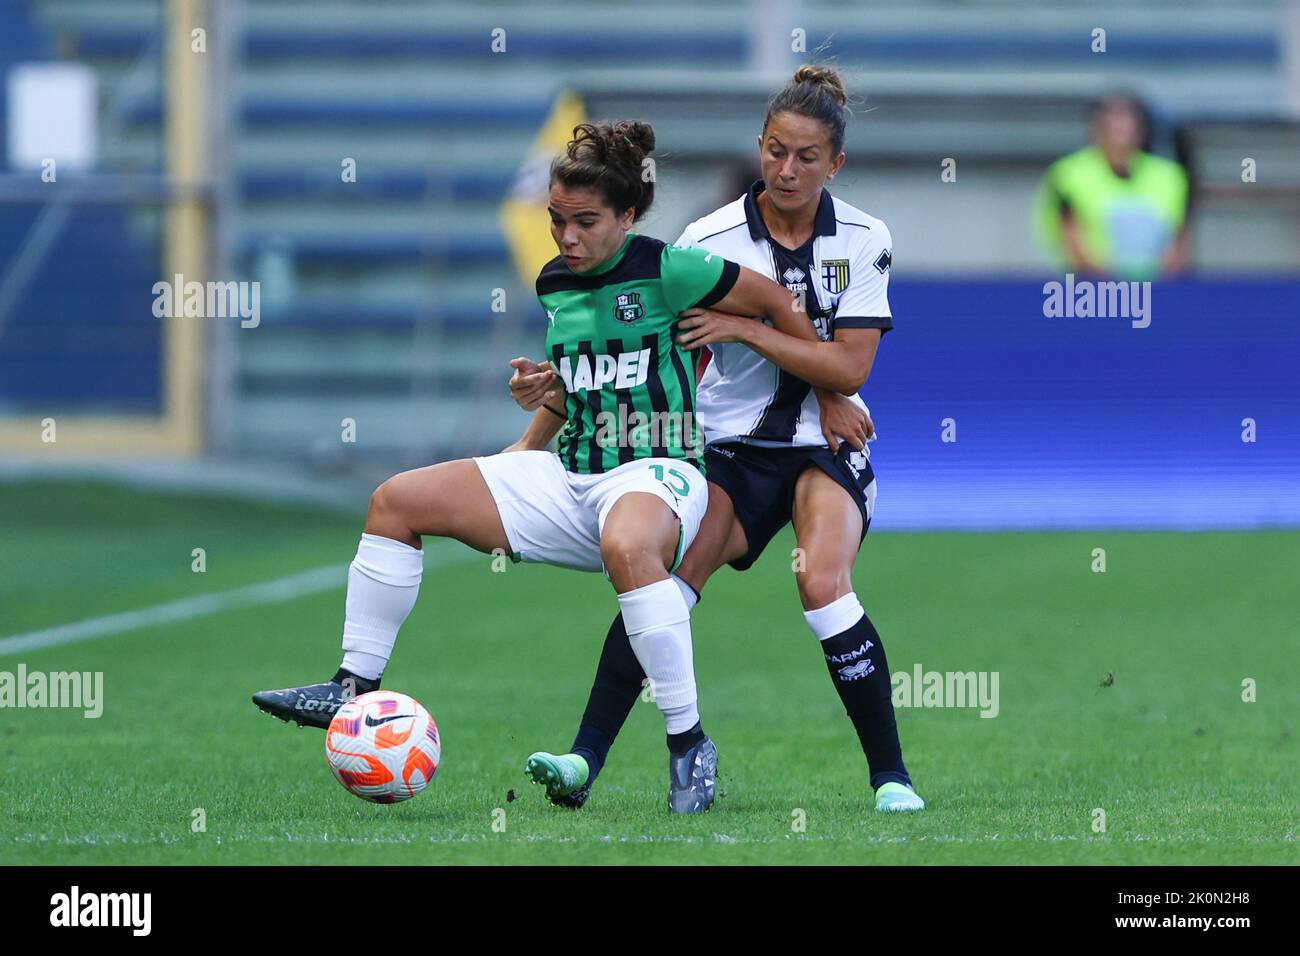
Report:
324,690,441,803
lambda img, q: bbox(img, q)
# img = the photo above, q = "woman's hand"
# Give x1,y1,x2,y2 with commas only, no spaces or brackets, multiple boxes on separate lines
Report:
816,389,874,453
508,357,560,411
675,308,755,350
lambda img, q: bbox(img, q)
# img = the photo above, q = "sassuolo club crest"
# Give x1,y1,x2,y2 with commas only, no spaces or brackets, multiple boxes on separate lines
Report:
614,291,644,324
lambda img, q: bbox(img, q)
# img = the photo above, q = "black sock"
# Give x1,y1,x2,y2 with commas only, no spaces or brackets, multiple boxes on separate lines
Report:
666,721,704,757
818,612,911,790
570,613,645,784
332,668,380,697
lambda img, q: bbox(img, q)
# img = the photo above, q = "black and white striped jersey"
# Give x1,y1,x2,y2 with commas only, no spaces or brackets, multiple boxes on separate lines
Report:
677,181,893,448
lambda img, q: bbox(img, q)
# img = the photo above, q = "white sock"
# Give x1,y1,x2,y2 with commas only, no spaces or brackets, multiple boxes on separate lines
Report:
339,533,424,680
619,578,699,734
672,573,700,611
803,591,865,641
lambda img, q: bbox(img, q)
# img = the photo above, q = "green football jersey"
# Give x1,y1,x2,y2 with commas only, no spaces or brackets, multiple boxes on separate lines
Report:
536,233,740,474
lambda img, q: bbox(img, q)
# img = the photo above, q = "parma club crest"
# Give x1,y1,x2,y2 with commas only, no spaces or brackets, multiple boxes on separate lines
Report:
613,291,644,324
821,259,850,294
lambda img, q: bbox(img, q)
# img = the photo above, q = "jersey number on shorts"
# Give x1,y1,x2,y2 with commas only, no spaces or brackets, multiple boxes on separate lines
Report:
649,464,692,498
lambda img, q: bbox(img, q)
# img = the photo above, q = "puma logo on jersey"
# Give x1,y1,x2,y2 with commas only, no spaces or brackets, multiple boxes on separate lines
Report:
556,348,652,392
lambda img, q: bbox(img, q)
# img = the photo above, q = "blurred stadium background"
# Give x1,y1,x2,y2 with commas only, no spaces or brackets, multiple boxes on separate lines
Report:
1,0,1298,528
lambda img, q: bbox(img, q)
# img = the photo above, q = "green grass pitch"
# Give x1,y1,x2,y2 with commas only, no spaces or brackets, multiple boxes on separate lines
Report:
1,479,1296,865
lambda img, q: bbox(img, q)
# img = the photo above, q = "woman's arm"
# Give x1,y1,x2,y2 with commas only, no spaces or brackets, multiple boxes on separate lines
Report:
508,356,560,411
676,266,880,393
503,356,567,452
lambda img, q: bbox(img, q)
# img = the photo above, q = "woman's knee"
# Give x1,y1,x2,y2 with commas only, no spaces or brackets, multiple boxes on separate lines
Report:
600,530,663,583
796,565,852,610
365,472,428,544
369,475,407,519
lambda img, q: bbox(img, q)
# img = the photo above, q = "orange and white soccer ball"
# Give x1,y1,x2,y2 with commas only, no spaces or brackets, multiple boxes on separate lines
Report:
324,690,441,803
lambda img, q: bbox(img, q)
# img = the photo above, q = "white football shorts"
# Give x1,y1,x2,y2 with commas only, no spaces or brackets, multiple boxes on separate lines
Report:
472,450,708,574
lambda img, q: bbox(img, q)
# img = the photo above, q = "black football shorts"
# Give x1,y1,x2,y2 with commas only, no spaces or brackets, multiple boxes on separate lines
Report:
701,440,877,571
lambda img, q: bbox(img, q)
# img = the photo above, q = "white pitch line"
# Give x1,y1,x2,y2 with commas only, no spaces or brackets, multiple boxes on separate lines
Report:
0,544,469,656
0,566,343,655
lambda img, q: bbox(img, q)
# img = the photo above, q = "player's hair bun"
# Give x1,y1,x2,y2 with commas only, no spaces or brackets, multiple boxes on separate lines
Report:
764,63,850,154
551,120,656,221
613,120,656,157
791,64,847,107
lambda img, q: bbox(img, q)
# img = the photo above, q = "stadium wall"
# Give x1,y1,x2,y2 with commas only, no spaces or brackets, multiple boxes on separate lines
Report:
865,277,1300,530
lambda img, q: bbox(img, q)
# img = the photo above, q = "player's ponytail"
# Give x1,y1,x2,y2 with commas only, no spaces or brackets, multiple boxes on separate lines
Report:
550,120,656,221
764,64,849,154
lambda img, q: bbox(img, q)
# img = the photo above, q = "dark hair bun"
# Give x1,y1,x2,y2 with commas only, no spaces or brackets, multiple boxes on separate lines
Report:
764,64,849,154
551,120,657,221
792,65,847,107
613,120,656,156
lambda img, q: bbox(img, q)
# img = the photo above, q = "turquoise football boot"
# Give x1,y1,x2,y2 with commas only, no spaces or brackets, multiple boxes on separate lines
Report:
875,781,925,812
525,752,591,808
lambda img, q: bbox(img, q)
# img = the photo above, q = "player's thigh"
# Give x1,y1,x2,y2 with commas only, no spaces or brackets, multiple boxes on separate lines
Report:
475,450,603,570
369,459,509,553
790,466,863,610
675,480,748,592
594,458,708,585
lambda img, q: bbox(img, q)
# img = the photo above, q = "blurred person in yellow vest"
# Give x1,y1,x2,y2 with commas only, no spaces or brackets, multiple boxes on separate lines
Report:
1037,94,1190,280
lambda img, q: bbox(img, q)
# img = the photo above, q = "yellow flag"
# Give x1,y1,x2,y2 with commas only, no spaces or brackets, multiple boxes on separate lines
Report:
500,89,588,287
